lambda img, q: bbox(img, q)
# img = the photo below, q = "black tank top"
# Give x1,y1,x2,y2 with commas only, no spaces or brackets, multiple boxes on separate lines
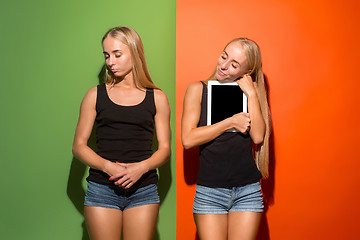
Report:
197,81,262,188
86,83,158,189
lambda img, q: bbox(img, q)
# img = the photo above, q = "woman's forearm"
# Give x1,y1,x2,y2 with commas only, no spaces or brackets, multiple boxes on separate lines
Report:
247,92,266,144
72,143,113,175
182,117,233,149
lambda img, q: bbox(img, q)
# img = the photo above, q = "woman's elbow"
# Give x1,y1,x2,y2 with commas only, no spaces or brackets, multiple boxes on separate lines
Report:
165,146,171,160
72,144,78,157
181,137,194,150
251,132,265,145
158,144,171,161
72,141,82,157
182,142,191,150
252,137,263,145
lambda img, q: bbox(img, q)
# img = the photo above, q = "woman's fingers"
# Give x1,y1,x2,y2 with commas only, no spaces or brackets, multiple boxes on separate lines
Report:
114,176,128,186
232,112,251,133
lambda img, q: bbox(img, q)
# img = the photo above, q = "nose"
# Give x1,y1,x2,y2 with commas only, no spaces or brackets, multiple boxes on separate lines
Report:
220,60,229,70
107,56,115,67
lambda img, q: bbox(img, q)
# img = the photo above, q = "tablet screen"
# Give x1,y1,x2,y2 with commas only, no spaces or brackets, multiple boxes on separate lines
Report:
207,81,247,128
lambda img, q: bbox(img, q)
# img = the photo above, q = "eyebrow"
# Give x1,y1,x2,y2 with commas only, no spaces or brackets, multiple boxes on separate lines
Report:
223,50,240,65
103,50,122,54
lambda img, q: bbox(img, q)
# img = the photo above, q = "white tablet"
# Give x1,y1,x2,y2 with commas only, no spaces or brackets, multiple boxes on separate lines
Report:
207,80,247,132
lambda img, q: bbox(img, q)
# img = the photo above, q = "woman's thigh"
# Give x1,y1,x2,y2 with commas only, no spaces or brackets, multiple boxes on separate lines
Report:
194,213,228,240
122,203,160,240
84,206,123,240
228,211,262,240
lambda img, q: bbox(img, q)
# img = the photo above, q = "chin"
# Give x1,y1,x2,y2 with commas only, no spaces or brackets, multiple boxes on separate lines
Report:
216,77,233,82
215,74,224,81
215,74,232,82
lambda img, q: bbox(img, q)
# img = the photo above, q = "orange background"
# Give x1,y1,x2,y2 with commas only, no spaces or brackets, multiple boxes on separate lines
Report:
176,0,360,239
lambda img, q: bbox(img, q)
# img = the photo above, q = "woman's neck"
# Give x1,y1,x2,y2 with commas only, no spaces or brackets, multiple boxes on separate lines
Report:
112,73,138,89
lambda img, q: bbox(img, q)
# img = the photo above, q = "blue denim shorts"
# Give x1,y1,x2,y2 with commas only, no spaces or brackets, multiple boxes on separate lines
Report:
84,181,160,211
193,182,264,214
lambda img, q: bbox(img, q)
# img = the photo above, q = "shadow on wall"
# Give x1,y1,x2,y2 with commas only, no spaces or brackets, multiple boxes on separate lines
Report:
66,126,96,240
183,147,199,185
153,131,173,240
182,75,276,240
66,160,90,240
66,65,172,240
183,147,200,240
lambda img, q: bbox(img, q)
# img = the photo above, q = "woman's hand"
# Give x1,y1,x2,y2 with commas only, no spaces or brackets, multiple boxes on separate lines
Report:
230,112,251,134
236,74,256,97
104,160,126,178
109,161,148,189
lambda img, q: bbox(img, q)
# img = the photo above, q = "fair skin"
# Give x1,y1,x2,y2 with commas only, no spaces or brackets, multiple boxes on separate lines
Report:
181,41,265,240
72,36,171,240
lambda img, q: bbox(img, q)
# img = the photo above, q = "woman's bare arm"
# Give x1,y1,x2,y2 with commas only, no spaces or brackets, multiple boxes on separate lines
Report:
181,82,250,149
72,87,126,177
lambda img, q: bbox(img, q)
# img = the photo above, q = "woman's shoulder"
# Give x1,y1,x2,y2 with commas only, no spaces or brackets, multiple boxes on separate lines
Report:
81,86,98,104
190,80,206,87
185,81,206,96
153,89,170,113
189,80,209,89
153,89,169,104
153,88,167,98
78,86,98,110
85,86,98,97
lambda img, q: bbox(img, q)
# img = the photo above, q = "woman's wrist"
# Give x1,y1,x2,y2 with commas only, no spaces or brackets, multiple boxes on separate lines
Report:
139,160,151,173
246,90,258,99
102,160,114,176
223,117,234,131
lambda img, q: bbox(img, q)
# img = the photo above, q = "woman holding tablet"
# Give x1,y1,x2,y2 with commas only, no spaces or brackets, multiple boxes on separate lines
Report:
72,26,171,239
181,38,271,240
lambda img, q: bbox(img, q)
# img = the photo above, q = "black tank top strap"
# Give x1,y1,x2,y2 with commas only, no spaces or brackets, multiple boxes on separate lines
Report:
96,83,107,112
144,88,156,113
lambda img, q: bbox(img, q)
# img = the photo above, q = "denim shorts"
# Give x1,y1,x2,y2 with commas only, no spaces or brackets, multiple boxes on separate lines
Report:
193,182,264,214
84,181,160,211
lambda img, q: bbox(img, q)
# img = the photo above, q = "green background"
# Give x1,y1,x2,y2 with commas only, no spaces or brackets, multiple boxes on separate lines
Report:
0,0,176,239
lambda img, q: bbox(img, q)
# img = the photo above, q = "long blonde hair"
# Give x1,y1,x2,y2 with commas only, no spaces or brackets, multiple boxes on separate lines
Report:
102,26,158,89
209,38,271,178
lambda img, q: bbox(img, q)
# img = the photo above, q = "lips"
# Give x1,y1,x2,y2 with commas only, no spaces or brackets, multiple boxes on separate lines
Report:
217,68,226,76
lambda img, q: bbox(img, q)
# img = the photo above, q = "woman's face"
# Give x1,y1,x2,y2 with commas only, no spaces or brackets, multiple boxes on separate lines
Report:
215,41,248,82
102,36,133,78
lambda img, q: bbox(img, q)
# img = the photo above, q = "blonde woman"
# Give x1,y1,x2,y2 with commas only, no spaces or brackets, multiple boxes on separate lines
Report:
72,26,171,240
182,38,271,240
